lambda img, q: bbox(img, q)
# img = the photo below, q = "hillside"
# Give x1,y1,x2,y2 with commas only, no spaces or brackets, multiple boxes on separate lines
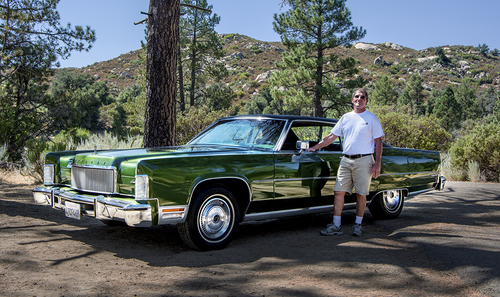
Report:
64,34,500,101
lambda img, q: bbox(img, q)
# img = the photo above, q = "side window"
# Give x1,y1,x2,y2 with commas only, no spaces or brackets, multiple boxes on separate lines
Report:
281,123,342,151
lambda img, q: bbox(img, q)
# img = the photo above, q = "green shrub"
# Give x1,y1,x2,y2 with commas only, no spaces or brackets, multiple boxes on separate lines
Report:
238,72,251,80
22,139,71,183
54,128,91,145
448,122,500,182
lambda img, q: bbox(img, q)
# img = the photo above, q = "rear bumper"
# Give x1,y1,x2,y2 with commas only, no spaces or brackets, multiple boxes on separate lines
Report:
32,186,155,227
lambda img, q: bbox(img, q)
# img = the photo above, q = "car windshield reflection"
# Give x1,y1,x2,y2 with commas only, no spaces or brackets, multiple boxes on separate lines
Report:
189,119,285,150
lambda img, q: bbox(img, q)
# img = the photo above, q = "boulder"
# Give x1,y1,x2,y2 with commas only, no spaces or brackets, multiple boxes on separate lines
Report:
354,43,380,51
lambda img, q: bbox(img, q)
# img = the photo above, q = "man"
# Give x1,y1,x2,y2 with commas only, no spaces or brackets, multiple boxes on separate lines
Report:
308,88,384,236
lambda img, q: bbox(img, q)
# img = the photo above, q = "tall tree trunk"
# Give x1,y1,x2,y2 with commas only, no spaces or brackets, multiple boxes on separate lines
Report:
177,44,185,112
189,9,198,107
144,0,179,147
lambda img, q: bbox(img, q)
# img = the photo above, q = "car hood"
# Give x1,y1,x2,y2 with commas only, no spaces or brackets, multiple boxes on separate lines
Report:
71,144,256,167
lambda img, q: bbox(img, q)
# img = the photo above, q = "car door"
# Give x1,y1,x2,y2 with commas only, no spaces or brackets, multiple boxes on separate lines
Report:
273,121,342,209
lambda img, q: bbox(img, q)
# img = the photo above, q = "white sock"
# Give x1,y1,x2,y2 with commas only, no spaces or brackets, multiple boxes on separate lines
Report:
355,216,363,225
333,216,341,227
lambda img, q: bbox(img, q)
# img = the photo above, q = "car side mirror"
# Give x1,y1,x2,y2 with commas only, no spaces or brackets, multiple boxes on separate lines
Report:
296,141,309,152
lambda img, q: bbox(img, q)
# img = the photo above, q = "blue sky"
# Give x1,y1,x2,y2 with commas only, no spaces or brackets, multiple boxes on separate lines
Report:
57,0,500,68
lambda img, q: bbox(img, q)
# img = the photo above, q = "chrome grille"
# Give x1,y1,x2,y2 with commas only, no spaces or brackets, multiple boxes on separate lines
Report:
71,165,117,194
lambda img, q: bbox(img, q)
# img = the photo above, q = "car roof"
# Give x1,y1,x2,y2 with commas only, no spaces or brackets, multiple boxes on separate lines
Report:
220,114,338,124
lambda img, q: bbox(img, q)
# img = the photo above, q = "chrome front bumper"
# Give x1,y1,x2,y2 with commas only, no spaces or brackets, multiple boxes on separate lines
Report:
32,186,156,227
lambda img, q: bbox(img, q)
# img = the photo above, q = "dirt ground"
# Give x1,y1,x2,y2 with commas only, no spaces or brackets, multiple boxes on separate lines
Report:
1,169,499,297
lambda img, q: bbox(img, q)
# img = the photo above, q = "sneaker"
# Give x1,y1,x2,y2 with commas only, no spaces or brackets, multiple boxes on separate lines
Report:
351,224,362,237
320,224,343,236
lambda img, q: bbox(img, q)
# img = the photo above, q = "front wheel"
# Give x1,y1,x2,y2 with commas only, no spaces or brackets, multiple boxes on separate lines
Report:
177,187,240,251
368,190,404,219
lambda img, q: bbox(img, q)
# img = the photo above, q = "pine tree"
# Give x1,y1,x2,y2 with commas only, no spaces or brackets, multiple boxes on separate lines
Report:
454,79,481,121
144,0,180,147
433,85,461,131
370,75,398,107
398,74,425,115
179,0,227,109
270,0,366,118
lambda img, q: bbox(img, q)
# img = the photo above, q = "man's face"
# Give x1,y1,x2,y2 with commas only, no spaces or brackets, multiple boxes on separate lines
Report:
351,91,367,111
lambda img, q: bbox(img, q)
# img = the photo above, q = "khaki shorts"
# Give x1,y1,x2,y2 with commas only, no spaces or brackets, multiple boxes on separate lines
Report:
334,155,374,196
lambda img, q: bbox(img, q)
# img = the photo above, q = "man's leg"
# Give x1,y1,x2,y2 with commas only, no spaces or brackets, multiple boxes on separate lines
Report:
352,193,367,236
355,193,366,218
320,191,346,236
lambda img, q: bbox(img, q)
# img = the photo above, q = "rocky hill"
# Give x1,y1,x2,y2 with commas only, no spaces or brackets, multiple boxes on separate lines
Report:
65,34,500,102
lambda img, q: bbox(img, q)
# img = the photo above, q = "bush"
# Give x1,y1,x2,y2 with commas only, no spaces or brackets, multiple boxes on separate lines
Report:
448,122,500,182
53,128,91,145
377,112,452,151
440,153,466,181
22,139,71,183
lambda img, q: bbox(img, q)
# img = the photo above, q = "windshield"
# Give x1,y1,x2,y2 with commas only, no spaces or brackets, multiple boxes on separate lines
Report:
189,119,285,149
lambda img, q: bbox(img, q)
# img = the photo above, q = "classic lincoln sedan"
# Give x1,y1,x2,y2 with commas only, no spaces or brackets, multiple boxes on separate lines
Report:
33,115,445,250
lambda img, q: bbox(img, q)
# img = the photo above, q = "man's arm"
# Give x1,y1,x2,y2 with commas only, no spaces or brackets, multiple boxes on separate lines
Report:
371,137,383,178
307,133,338,152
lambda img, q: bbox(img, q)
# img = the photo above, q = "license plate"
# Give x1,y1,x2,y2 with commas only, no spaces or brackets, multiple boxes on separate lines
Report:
65,201,81,220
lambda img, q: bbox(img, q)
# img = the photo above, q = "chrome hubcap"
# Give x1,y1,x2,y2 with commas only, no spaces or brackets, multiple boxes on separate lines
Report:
198,196,232,241
383,190,401,212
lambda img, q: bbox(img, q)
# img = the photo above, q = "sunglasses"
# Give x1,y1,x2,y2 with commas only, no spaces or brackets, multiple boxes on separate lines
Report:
354,95,366,99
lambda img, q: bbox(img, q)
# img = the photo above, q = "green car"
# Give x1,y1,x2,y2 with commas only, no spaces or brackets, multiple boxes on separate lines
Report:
33,115,446,250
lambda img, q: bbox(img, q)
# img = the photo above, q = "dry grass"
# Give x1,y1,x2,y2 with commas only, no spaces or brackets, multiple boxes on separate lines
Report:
0,167,37,187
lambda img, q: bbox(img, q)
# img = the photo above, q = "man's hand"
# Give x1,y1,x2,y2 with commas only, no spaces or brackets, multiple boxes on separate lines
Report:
371,162,381,179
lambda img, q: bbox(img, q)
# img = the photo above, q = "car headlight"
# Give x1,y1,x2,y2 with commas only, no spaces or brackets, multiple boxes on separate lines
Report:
135,175,149,200
43,164,54,185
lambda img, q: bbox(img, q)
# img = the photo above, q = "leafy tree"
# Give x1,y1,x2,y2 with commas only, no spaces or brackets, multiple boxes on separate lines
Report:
397,74,425,115
270,0,366,118
180,0,227,109
432,85,461,131
50,69,113,130
449,122,500,181
0,0,95,159
491,48,500,57
370,75,398,106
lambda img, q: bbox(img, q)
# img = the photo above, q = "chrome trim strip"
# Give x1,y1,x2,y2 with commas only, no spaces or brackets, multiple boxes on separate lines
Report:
378,171,439,177
408,188,435,197
243,202,356,222
189,176,252,203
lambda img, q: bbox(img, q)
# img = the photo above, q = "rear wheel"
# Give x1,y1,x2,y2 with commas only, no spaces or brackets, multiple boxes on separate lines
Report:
368,190,404,219
177,187,240,251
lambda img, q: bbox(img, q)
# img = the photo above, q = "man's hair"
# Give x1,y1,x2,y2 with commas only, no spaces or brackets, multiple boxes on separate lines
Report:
353,88,368,101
